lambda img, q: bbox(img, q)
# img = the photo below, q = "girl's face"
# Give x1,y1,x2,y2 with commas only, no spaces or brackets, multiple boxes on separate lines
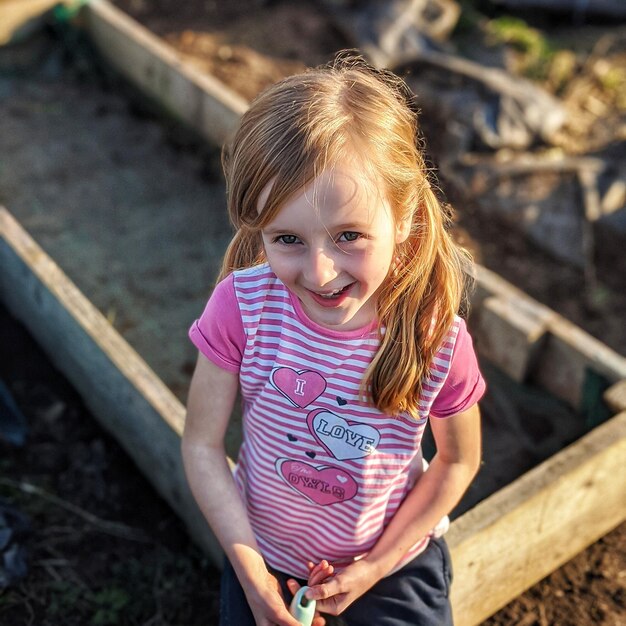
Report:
260,162,410,331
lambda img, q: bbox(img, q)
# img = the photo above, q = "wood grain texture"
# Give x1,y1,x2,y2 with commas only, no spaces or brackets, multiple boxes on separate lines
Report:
448,411,626,626
83,0,247,145
0,206,224,563
473,265,626,409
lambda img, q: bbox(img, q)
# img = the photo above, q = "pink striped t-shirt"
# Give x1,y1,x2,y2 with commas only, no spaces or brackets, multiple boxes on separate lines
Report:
189,263,485,578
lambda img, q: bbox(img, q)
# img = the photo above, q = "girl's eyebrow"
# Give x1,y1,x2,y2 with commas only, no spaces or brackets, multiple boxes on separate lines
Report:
261,225,298,235
333,220,370,231
262,221,368,236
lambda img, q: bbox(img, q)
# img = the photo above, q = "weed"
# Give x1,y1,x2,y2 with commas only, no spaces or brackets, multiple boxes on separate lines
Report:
485,16,557,81
90,587,130,626
48,580,88,616
46,580,131,625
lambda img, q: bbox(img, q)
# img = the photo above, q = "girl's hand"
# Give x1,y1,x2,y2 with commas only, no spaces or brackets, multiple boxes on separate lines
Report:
285,561,334,626
303,559,380,616
307,559,334,586
244,569,303,626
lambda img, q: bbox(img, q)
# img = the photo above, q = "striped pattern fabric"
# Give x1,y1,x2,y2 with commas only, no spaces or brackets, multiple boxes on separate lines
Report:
227,264,459,578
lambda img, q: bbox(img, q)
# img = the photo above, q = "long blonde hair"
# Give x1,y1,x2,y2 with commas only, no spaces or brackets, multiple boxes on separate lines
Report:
219,55,472,418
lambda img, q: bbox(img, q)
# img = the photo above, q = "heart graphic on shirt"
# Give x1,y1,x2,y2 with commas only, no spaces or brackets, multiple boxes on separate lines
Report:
307,409,380,461
270,367,327,408
276,458,358,506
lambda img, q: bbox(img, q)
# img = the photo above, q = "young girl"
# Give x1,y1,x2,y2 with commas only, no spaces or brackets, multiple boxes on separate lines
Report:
182,56,485,626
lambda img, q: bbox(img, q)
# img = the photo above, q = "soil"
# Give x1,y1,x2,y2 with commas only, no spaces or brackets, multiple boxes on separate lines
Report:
0,304,219,625
1,1,625,624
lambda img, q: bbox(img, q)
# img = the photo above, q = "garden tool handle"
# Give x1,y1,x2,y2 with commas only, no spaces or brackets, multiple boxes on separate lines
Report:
289,585,316,626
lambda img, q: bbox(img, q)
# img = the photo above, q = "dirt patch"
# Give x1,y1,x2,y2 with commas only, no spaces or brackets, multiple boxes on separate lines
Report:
113,0,348,102
0,34,233,401
0,303,220,625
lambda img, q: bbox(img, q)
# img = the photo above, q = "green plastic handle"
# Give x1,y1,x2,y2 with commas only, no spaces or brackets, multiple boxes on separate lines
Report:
289,586,316,626
53,0,91,23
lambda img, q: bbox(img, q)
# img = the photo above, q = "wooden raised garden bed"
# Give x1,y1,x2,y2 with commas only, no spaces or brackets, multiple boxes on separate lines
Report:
1,2,625,624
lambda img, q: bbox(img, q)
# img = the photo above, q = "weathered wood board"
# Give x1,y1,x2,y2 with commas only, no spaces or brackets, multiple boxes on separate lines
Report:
471,265,626,407
0,207,224,565
83,0,248,145
448,410,626,625
0,0,59,44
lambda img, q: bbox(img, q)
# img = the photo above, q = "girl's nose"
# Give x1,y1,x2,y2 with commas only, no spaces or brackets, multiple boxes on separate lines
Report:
305,247,338,286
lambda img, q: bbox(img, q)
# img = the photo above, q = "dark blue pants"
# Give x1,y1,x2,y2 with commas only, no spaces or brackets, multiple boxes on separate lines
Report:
219,537,454,625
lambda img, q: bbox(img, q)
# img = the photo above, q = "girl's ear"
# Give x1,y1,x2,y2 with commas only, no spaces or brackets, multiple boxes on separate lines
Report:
395,215,412,244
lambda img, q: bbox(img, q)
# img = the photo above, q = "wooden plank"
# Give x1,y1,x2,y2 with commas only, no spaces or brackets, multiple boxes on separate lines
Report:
476,295,552,382
82,0,248,146
0,0,58,44
605,380,626,412
0,206,224,564
473,264,531,309
533,315,626,409
474,265,626,408
448,410,626,626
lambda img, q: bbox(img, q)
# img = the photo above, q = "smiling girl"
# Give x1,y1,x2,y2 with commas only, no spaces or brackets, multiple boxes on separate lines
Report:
182,55,485,626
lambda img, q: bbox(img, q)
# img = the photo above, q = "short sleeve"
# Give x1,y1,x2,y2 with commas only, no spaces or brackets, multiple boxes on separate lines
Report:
188,274,245,372
430,319,486,418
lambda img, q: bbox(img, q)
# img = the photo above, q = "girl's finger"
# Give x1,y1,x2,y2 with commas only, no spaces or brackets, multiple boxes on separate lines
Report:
307,577,341,602
308,559,327,575
308,564,334,586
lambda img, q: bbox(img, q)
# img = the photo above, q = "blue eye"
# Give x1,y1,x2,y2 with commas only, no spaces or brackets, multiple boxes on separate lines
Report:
275,234,300,245
339,232,361,242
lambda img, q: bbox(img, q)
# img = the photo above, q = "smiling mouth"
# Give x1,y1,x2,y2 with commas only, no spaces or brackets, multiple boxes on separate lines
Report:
306,283,355,307
316,284,352,299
